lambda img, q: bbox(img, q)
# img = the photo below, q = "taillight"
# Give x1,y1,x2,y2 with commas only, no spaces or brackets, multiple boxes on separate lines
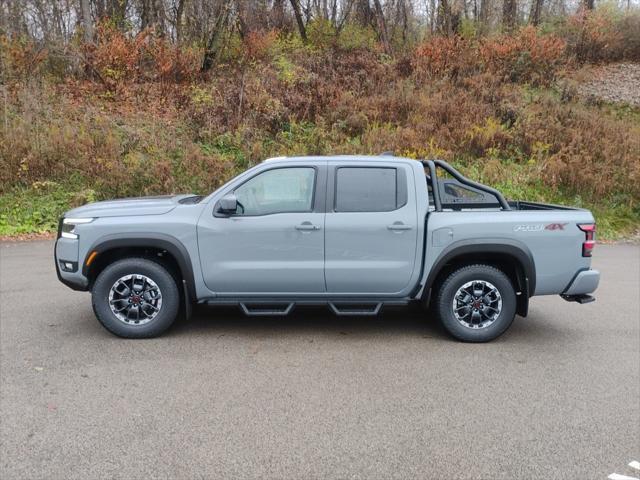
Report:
578,223,596,257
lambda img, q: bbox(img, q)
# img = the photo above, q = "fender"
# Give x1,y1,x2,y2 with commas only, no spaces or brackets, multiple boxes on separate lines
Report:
421,238,536,310
82,233,197,302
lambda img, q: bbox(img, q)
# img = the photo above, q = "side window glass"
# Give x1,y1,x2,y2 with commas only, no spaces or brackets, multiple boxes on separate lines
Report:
234,168,315,216
335,167,405,212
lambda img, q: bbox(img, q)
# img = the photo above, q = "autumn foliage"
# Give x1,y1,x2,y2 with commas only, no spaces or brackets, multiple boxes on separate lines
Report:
0,11,639,236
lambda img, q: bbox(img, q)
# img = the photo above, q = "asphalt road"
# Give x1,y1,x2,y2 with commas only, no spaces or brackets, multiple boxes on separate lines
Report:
1,241,638,480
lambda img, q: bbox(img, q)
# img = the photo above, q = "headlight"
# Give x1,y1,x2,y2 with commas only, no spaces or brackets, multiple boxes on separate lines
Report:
61,217,95,239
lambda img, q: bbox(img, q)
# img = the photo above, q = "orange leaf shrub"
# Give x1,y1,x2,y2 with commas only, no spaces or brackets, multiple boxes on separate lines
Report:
0,36,48,81
413,36,477,80
562,8,640,62
85,22,201,92
242,30,279,62
413,28,566,86
479,27,566,85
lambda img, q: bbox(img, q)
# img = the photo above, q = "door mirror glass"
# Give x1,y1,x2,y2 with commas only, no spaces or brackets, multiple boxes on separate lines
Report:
218,194,238,214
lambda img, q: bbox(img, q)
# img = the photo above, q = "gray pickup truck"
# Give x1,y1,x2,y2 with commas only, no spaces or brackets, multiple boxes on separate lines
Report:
55,155,600,341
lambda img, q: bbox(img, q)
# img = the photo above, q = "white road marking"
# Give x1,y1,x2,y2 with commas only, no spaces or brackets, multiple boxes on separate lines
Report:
608,474,639,480
630,461,640,471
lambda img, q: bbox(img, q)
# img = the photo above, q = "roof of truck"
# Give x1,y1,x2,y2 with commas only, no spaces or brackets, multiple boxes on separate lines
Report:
262,154,414,163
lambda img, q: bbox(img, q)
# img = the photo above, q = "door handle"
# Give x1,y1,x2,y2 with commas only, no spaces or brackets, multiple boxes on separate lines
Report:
295,222,320,231
387,222,412,231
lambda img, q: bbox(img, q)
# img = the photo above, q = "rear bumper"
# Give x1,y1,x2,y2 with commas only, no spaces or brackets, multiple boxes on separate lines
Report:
563,269,600,296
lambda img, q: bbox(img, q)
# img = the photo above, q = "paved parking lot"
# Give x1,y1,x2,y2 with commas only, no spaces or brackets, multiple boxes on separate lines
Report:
1,241,638,479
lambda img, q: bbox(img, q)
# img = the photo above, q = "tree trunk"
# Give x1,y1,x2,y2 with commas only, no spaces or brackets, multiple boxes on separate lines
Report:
372,0,392,55
272,0,285,29
290,0,308,42
529,0,543,25
439,0,452,35
502,0,517,32
175,0,186,43
428,0,436,33
236,0,248,39
107,0,128,29
582,0,595,10
202,3,231,72
80,0,93,42
354,0,373,26
451,0,463,34
479,0,491,33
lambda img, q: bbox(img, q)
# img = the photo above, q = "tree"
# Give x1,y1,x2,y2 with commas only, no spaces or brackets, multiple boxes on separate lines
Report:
502,0,517,31
290,0,308,42
201,2,232,71
175,0,187,43
140,0,167,34
372,0,392,54
582,0,595,10
529,0,543,25
479,0,491,33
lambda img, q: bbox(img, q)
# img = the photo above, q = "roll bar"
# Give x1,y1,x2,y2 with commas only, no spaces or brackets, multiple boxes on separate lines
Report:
422,159,511,211
424,160,442,211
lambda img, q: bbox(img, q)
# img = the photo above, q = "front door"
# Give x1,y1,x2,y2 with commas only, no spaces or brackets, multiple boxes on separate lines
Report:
198,165,326,294
324,163,419,294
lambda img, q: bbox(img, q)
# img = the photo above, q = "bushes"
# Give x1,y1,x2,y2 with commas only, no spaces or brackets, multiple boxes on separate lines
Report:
413,27,566,86
2,34,638,202
561,8,640,63
479,27,566,84
515,91,640,200
86,23,201,91
0,83,234,197
1,16,639,238
0,36,49,82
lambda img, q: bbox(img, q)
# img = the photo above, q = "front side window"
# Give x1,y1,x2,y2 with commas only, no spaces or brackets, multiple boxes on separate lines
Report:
234,167,315,216
335,167,406,212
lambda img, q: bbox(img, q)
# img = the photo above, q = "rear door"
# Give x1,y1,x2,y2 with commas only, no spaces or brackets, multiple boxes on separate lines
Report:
324,162,419,294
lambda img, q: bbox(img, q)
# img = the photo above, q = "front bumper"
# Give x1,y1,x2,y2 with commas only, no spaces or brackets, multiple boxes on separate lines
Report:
563,269,600,296
54,236,89,291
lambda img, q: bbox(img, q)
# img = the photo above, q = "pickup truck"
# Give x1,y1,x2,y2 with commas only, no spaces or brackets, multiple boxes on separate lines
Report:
55,155,600,342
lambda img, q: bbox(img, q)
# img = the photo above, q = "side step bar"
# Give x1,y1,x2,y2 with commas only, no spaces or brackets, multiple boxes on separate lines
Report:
560,294,595,304
238,301,384,316
240,302,295,316
328,302,382,316
201,297,411,317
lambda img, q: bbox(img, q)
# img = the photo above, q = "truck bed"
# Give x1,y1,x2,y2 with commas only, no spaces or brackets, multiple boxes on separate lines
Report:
509,201,580,211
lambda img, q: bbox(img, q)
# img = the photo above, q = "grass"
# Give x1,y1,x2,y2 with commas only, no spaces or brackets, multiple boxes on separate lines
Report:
0,181,96,236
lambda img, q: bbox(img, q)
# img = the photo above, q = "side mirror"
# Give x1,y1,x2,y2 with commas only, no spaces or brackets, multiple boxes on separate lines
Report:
218,193,238,214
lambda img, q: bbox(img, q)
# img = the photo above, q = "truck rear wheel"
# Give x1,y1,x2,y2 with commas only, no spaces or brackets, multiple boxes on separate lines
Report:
92,258,180,338
435,264,516,342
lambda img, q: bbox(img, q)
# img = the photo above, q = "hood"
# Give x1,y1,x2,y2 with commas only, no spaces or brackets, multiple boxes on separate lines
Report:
64,194,195,218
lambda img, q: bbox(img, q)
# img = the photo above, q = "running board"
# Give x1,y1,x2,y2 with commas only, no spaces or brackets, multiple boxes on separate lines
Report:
328,302,382,316
239,302,295,316
560,294,595,304
199,297,411,317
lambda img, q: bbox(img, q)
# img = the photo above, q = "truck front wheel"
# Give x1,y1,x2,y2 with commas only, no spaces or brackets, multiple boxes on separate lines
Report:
435,264,517,342
92,258,180,338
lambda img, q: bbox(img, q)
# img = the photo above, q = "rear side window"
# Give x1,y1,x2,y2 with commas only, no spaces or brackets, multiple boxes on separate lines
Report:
335,167,407,212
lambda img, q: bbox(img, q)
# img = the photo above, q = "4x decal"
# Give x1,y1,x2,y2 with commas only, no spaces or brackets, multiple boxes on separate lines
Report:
545,223,568,231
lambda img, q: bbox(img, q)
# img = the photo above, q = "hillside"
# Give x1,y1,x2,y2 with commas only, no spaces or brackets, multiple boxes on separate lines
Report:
1,11,639,240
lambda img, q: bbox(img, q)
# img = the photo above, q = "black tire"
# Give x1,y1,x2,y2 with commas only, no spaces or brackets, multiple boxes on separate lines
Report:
435,264,517,342
91,257,180,338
